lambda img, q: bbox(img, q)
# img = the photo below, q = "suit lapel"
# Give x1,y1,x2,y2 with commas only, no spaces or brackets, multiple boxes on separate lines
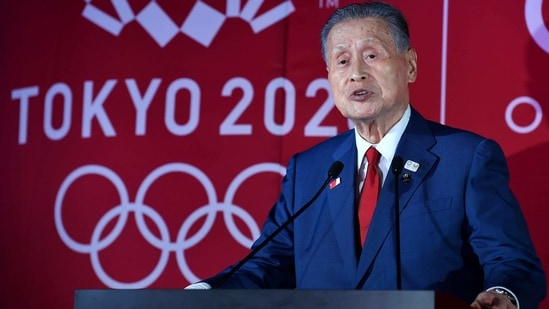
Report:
355,108,439,287
325,131,360,284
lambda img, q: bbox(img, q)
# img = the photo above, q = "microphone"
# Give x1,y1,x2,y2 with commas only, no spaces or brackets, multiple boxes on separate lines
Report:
391,156,404,176
212,161,344,289
391,156,404,290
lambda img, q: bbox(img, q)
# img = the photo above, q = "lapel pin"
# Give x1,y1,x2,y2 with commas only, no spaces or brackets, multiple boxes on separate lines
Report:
329,177,341,189
404,160,420,172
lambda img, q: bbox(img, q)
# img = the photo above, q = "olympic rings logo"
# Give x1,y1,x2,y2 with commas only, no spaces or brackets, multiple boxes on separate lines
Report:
54,162,285,288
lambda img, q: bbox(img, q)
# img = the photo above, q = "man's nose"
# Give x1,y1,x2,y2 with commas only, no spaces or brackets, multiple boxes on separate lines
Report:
350,60,368,82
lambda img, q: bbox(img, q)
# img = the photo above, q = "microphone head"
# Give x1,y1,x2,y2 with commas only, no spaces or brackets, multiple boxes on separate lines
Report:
391,156,404,175
328,161,344,179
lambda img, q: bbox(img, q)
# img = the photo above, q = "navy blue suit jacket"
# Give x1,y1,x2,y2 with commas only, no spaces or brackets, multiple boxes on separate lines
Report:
205,108,546,307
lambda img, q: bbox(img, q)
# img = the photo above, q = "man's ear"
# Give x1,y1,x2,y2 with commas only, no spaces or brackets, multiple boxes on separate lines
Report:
406,48,418,83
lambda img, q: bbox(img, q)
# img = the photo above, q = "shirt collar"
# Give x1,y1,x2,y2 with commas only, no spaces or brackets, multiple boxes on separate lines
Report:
355,104,411,172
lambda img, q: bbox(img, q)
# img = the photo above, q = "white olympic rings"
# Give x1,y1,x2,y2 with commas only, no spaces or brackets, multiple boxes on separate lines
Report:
54,162,285,288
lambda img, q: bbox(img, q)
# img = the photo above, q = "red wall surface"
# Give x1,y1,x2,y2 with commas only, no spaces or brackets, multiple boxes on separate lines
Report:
1,1,548,308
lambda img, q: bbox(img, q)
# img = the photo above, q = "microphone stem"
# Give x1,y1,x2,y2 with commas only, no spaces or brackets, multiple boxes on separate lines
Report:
213,175,334,289
394,172,402,290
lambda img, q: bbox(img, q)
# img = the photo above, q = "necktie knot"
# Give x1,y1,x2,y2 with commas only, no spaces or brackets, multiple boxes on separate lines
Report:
366,147,380,165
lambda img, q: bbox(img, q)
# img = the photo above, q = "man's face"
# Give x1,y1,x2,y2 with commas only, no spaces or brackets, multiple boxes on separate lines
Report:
326,17,417,127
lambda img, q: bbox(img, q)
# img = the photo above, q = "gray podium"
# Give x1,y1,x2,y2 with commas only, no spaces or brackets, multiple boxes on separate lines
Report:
74,289,470,309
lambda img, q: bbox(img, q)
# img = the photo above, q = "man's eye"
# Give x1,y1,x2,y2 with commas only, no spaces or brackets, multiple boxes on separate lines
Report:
367,54,376,59
338,59,348,65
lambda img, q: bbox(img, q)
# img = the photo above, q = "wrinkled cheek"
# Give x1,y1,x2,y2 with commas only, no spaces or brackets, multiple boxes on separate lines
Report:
330,87,346,109
333,100,348,117
336,101,364,119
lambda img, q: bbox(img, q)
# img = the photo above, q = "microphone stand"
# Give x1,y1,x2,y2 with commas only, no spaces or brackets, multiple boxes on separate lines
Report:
213,161,344,289
391,157,404,290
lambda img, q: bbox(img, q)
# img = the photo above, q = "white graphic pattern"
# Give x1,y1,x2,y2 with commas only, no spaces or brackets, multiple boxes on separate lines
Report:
525,0,549,54
82,0,296,47
54,162,285,288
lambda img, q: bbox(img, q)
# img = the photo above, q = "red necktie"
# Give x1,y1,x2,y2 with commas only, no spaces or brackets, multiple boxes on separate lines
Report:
358,147,381,245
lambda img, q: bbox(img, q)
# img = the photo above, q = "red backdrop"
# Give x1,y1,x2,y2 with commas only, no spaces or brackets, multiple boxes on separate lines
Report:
1,1,548,308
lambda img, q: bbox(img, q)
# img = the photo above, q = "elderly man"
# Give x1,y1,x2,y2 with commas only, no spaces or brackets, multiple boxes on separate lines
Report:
188,2,546,308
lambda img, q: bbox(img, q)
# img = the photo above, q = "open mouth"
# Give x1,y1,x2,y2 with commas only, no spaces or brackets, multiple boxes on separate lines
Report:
350,88,373,99
353,89,370,96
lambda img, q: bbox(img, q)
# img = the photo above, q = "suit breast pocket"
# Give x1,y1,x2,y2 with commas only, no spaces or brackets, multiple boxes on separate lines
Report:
400,197,454,221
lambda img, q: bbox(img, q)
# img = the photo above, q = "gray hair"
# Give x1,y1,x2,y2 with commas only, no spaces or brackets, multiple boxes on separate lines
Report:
320,1,411,63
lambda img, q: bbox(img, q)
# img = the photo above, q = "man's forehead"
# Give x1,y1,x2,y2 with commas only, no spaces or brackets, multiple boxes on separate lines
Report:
329,17,391,39
327,19,393,49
